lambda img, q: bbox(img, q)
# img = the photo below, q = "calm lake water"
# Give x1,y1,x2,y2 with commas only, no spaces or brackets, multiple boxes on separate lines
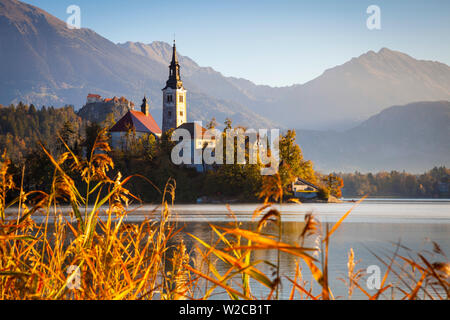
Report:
166,200,450,300
16,199,450,300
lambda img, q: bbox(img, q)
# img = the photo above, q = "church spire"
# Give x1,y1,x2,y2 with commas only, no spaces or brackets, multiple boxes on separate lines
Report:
171,40,178,65
164,40,183,90
141,96,149,116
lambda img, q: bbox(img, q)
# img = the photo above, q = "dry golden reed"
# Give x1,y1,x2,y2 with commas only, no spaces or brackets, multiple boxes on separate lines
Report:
0,132,448,300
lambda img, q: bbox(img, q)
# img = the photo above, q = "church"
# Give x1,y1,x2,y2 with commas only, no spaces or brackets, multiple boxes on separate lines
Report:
109,95,162,149
110,41,212,171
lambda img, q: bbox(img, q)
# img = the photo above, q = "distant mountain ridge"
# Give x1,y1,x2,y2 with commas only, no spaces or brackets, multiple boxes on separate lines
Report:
2,0,450,132
0,0,278,129
297,101,450,173
119,41,450,130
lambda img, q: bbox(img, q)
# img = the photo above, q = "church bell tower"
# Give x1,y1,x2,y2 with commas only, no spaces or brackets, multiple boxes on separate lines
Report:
162,40,187,133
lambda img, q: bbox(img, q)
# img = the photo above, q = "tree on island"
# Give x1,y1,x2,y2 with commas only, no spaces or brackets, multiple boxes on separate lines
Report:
278,130,317,195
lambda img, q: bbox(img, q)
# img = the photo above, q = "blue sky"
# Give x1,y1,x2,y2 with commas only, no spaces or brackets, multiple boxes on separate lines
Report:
22,0,450,87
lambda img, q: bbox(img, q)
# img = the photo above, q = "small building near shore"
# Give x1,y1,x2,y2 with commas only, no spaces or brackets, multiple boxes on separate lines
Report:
292,177,320,199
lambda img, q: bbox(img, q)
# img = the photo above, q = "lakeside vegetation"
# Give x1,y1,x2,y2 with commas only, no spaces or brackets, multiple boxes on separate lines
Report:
340,168,450,198
2,102,449,202
0,103,343,203
1,103,449,202
0,131,448,300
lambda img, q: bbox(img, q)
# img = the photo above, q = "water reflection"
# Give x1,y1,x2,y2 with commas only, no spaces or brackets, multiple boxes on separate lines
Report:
176,220,450,300
7,200,449,299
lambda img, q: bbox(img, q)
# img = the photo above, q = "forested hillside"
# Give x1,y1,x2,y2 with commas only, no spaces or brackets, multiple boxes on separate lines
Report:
0,103,84,161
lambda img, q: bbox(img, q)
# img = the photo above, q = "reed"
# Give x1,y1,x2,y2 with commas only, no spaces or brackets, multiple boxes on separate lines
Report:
0,133,448,300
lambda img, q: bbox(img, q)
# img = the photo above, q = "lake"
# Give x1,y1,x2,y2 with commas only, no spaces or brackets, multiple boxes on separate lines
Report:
19,198,450,300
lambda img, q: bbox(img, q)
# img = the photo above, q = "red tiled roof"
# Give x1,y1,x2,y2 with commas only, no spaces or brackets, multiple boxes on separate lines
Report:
110,110,162,135
87,94,101,98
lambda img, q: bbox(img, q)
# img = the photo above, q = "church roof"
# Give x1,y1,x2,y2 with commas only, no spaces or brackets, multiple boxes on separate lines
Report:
110,110,162,135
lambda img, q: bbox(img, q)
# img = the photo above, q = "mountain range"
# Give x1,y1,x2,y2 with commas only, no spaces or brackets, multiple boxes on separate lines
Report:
297,101,450,173
1,0,449,172
2,0,450,130
117,41,450,131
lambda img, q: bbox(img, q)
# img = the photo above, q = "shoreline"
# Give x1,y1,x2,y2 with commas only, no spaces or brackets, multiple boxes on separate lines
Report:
193,195,343,205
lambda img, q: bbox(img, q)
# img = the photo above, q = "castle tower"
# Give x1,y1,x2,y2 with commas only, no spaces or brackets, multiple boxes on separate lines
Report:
162,40,187,133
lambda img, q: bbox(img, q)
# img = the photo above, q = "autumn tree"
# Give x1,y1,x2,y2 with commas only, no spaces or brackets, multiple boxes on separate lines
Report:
322,173,344,198
278,130,316,193
206,117,218,130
